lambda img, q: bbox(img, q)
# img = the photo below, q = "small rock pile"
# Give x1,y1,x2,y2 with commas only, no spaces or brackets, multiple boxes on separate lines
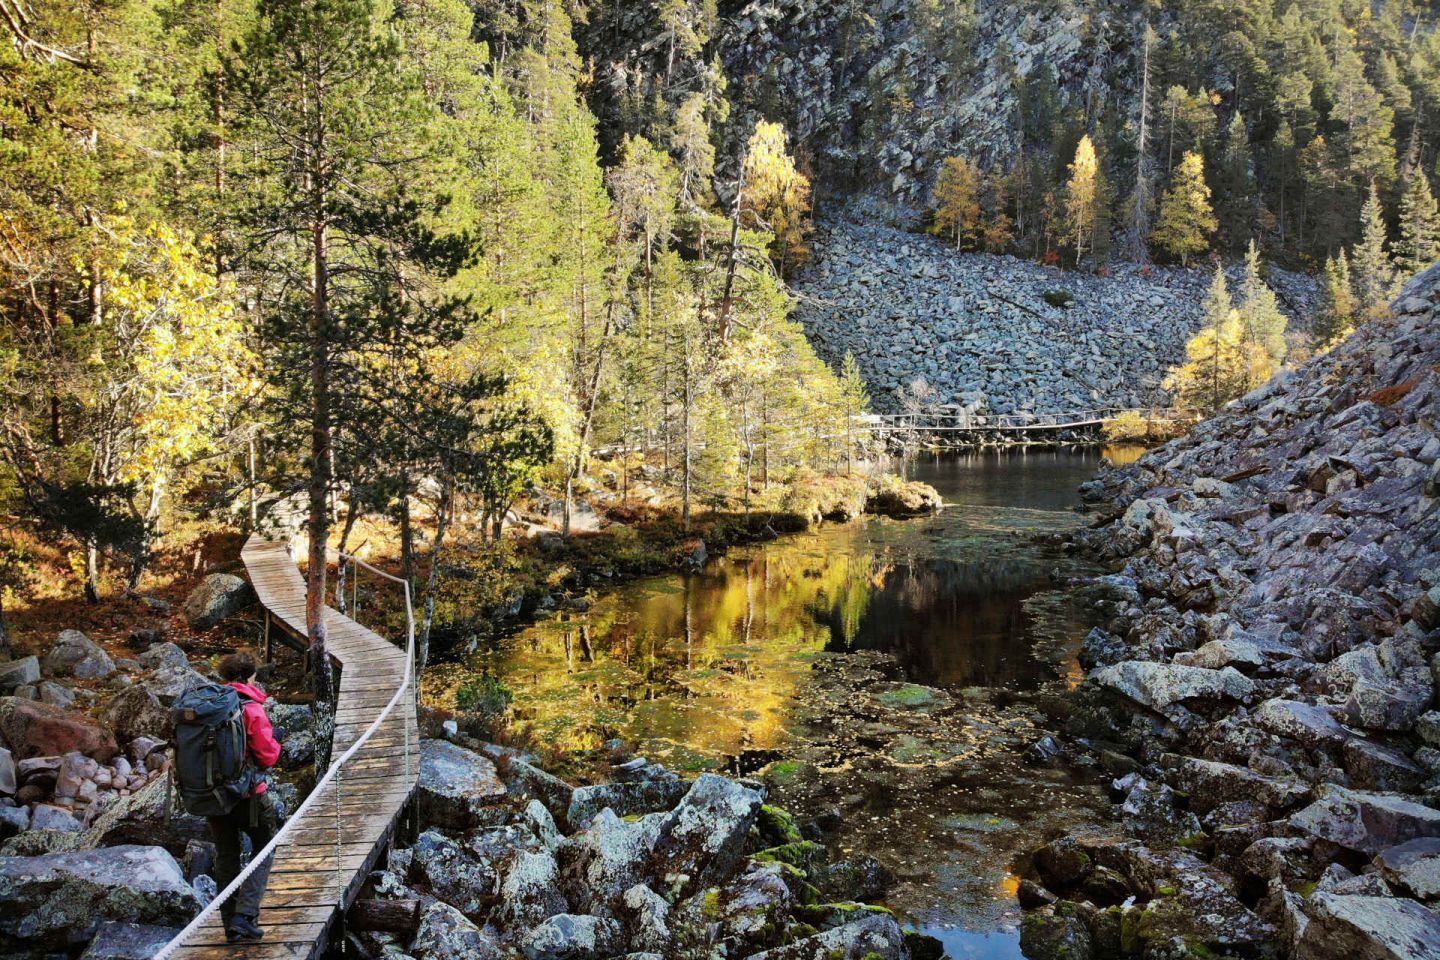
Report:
793,219,1316,415
365,736,939,960
1029,266,1440,957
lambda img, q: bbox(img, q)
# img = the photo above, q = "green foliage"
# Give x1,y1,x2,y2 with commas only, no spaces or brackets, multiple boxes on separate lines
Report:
455,673,513,715
1043,289,1076,309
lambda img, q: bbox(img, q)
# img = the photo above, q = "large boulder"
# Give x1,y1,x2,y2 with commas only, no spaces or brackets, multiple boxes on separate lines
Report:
743,913,908,960
497,849,567,928
0,697,118,761
1173,757,1310,814
566,778,689,828
1020,907,1093,960
557,809,663,915
1295,893,1440,960
79,921,180,959
417,739,507,830
101,686,170,745
408,830,497,919
411,899,503,960
520,913,620,960
0,746,14,795
1289,787,1440,856
83,777,208,856
0,845,200,947
1254,699,1350,748
0,657,40,693
649,773,762,896
1374,838,1440,901
180,573,255,630
1090,661,1254,710
43,630,115,680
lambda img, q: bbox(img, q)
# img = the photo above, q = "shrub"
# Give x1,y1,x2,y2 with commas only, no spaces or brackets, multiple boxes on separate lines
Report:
455,674,513,717
1043,288,1075,308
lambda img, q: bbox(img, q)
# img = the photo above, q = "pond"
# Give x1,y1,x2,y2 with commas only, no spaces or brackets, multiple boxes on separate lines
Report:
428,446,1139,956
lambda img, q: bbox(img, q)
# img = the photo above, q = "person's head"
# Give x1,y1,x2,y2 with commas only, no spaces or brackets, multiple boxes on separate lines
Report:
218,652,258,684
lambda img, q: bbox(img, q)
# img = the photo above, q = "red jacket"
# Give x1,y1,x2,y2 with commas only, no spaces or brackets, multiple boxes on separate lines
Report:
231,681,282,794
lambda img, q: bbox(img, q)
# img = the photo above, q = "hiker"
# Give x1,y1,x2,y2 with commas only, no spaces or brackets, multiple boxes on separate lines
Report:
174,652,282,943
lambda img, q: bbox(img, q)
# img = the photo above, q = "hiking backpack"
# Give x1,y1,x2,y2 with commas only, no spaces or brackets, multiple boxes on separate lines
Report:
172,682,259,816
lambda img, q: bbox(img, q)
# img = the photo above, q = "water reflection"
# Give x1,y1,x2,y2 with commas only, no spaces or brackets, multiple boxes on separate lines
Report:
426,446,1113,767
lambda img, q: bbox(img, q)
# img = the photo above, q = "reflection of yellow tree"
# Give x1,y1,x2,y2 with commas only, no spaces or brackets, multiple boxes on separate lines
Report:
426,539,883,759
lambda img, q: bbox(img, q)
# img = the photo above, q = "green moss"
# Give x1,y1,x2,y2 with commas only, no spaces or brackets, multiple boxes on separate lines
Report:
877,684,936,707
768,760,804,783
753,840,825,872
758,804,804,845
1293,880,1318,899
701,889,722,920
1156,885,1178,897
1177,831,1208,849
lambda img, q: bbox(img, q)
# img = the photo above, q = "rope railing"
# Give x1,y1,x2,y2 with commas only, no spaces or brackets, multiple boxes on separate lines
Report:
154,544,415,960
865,406,1192,433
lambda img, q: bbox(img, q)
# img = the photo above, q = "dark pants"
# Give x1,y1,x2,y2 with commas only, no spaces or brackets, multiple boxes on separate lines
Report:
207,790,280,923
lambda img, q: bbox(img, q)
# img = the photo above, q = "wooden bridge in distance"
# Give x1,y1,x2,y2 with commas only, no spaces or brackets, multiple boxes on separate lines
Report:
863,406,1191,440
159,534,418,960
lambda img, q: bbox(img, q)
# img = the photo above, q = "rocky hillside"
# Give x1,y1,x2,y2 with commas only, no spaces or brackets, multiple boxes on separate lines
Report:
794,219,1317,415
1028,268,1440,956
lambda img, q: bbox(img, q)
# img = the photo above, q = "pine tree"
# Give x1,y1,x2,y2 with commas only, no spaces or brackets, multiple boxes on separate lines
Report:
1152,151,1217,266
931,156,984,250
1217,112,1256,248
1351,181,1397,318
1128,24,1156,263
1396,170,1440,277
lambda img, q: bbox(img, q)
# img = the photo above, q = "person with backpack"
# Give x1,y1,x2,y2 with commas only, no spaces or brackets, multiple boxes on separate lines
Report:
172,652,282,943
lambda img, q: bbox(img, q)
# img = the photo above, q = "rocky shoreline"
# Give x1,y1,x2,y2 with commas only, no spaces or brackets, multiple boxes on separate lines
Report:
793,219,1317,417
1017,268,1440,958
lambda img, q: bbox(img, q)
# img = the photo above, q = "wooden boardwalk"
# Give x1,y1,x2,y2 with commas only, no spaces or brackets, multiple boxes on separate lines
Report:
162,535,417,960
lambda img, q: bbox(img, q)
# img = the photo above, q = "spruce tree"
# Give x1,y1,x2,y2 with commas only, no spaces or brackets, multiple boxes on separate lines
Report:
1351,181,1396,318
1396,170,1440,277
1217,112,1256,249
1317,251,1357,345
1236,240,1288,382
1152,151,1217,266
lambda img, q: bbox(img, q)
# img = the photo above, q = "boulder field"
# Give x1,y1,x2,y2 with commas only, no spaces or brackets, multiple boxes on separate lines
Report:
794,219,1317,416
1026,265,1440,957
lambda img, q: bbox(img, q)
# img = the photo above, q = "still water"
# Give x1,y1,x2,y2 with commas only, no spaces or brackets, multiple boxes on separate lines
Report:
430,447,1134,955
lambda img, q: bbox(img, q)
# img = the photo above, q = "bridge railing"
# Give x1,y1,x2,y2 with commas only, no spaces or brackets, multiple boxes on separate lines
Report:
863,406,1192,433
154,544,415,960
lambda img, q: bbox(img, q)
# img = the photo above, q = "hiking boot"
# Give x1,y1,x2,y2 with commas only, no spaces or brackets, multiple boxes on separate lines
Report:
226,916,265,943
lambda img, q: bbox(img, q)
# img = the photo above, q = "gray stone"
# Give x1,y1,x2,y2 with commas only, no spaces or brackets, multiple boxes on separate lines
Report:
566,778,689,829
31,803,84,832
1090,661,1255,709
0,844,200,947
1342,738,1427,792
1255,699,1350,748
650,773,763,897
1374,838,1440,900
1174,757,1310,814
743,913,908,960
0,802,29,837
38,680,75,710
408,830,495,919
54,751,99,798
411,899,502,960
520,913,620,960
1019,909,1092,960
1289,786,1440,855
101,686,171,745
1296,893,1440,960
0,745,14,794
497,849,566,928
180,573,255,630
557,808,662,915
80,921,180,959
0,656,40,692
416,739,506,830
619,884,672,953
44,630,115,679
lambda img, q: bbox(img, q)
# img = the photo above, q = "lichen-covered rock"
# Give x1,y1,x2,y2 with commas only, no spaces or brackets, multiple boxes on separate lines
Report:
79,921,179,959
1296,893,1440,960
83,777,208,856
1090,661,1254,710
1020,908,1093,960
566,778,689,829
43,630,115,680
1289,787,1440,856
619,884,672,953
742,912,908,960
1254,699,1350,748
1173,757,1309,814
101,686,170,745
650,773,763,897
417,739,507,830
411,899,503,960
1373,838,1440,901
497,850,566,928
557,809,662,915
1032,836,1092,888
0,845,199,947
0,656,40,693
519,913,620,960
408,830,497,919
180,573,255,630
